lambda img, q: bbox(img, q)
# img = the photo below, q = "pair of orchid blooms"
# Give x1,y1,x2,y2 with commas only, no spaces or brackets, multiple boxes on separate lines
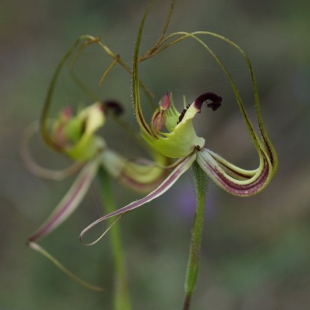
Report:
24,0,277,291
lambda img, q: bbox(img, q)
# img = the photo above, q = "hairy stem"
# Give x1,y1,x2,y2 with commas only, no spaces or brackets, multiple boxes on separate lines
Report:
182,162,207,310
97,168,131,310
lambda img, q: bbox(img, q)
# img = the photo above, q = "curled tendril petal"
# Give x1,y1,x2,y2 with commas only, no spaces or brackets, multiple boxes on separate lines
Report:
79,213,126,246
100,149,169,193
196,148,273,197
28,158,100,242
21,122,85,180
40,35,100,152
80,153,197,245
27,242,104,291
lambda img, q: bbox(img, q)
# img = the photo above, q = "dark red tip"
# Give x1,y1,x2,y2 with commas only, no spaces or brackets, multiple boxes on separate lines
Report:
194,92,222,112
102,100,124,116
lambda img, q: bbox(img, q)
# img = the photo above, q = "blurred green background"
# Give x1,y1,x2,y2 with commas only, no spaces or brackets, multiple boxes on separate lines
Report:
1,0,310,309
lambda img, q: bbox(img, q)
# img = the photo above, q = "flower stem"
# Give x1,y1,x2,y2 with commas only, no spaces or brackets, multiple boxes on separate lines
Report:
97,168,131,310
182,161,207,310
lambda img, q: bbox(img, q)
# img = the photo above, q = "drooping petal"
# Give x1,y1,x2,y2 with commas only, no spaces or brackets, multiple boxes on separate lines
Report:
185,32,278,173
27,242,104,291
28,158,100,242
196,148,272,197
101,149,169,193
207,149,257,179
79,152,196,244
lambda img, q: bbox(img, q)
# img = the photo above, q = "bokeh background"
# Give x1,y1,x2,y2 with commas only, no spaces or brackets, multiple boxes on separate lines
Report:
1,0,310,309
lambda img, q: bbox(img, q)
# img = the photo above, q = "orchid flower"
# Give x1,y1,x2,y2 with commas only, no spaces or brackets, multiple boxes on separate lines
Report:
23,35,168,294
23,100,167,291
26,101,165,240
77,2,278,306
80,0,278,241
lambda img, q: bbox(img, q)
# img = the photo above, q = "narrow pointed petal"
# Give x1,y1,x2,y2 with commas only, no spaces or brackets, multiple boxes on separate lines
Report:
190,32,278,173
196,148,272,197
28,158,100,242
27,242,104,291
80,153,196,243
131,0,154,139
207,150,257,179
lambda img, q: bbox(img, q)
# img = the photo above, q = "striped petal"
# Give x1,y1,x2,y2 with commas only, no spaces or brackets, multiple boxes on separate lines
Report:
196,148,273,197
28,158,100,242
100,149,169,193
79,153,196,244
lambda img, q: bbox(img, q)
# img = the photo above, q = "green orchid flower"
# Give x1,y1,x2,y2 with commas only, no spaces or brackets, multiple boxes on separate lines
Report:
22,30,171,251
80,0,278,241
23,33,174,307
23,100,168,292
25,100,167,243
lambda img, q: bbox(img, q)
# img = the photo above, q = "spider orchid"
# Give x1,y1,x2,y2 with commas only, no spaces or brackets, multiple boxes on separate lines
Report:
80,0,278,242
23,34,172,306
23,98,169,292
25,100,167,244
22,30,171,256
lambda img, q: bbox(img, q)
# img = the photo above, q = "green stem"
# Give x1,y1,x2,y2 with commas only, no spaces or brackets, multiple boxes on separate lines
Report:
182,162,207,310
97,168,131,310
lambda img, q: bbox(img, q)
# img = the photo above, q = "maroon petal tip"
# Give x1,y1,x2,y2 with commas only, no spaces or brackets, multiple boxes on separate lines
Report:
102,100,124,116
194,92,222,112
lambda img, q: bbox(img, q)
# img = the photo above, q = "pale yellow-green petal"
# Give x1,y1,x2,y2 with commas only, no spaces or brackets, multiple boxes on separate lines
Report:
143,103,204,158
101,149,168,193
64,103,106,161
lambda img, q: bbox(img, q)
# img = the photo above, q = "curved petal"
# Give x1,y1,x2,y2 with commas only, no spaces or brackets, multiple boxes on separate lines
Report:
80,153,196,244
27,242,104,291
207,150,257,179
28,158,100,242
196,148,273,197
101,149,169,193
183,32,278,173
21,122,85,180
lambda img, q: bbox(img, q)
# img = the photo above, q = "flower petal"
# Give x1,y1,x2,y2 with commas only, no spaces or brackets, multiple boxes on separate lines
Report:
27,242,104,291
63,104,107,161
188,32,278,173
28,158,100,242
196,148,272,196
21,122,85,180
79,152,196,244
101,149,169,193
